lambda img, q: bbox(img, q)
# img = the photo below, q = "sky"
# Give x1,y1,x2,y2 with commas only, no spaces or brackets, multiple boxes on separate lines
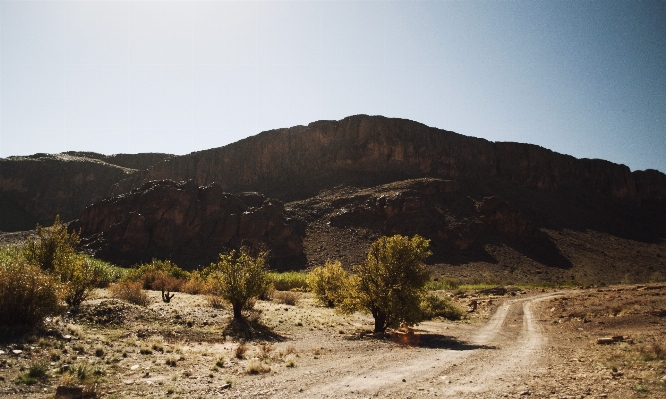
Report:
1,0,665,173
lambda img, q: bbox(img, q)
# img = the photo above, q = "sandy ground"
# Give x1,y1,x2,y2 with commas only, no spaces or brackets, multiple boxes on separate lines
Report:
1,286,666,398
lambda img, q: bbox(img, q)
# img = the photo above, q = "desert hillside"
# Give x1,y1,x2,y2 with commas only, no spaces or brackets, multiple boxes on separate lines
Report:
1,115,665,284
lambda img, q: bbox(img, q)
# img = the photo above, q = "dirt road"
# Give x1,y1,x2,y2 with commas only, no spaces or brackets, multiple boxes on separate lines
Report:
227,292,562,398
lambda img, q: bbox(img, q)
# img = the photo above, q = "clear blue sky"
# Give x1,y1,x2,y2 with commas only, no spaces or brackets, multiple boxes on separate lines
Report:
1,0,665,173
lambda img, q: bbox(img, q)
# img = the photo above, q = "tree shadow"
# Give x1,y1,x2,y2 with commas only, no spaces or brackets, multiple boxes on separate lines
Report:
385,330,496,350
221,313,285,342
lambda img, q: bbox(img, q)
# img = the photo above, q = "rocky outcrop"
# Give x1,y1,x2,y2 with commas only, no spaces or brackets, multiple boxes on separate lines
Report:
0,154,134,231
475,196,540,237
63,152,174,171
288,178,562,268
0,152,172,231
71,180,304,270
113,115,664,207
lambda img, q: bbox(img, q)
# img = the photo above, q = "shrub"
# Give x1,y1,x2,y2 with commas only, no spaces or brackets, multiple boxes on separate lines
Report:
22,217,100,307
272,291,300,306
639,343,666,361
339,235,432,333
0,258,62,329
85,257,126,287
110,280,150,306
420,293,465,321
205,248,271,319
269,271,309,291
124,259,189,290
181,271,208,295
245,358,270,374
307,260,349,307
23,215,79,273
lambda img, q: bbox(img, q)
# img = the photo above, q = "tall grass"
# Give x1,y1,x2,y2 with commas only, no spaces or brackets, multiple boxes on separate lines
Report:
268,271,309,291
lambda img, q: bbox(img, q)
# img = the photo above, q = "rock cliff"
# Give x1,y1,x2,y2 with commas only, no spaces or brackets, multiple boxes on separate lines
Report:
113,115,664,207
0,152,172,231
71,180,304,270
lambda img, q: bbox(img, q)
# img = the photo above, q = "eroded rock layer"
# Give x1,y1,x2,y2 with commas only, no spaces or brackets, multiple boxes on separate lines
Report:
71,180,304,270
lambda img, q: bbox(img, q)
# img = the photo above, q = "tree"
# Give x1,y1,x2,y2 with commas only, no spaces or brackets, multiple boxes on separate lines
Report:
23,215,94,307
206,248,271,320
343,235,432,333
307,260,350,308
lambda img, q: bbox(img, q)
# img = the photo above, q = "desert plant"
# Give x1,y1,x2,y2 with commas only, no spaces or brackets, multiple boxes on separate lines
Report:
181,270,208,295
235,342,248,359
307,260,349,307
0,258,62,329
269,271,309,291
419,292,465,320
23,215,79,273
339,235,432,333
205,248,271,319
124,259,188,290
59,255,96,307
110,280,150,306
245,358,270,374
16,361,49,385
272,291,300,306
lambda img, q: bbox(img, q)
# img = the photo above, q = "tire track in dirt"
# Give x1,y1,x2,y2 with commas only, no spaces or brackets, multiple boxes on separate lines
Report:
304,292,563,398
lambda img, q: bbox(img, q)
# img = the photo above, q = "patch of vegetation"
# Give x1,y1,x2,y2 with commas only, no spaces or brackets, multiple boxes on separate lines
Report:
420,292,465,321
0,257,61,330
272,291,300,306
307,260,350,307
337,235,432,333
205,248,271,320
110,280,150,306
16,362,49,385
425,278,460,291
268,271,309,292
245,358,270,374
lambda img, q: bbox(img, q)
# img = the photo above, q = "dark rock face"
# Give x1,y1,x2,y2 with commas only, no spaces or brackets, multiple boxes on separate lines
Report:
0,152,172,231
114,115,664,207
71,180,304,270
288,178,569,270
0,154,134,231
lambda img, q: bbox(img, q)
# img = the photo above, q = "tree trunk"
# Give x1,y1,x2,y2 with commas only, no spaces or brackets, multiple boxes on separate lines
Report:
373,312,386,333
233,303,243,319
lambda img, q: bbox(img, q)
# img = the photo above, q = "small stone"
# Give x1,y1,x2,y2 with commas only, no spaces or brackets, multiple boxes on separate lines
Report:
11,350,22,355
220,383,231,389
130,364,140,370
60,364,70,372
402,378,406,382
520,391,531,396
62,335,72,341
0,350,5,355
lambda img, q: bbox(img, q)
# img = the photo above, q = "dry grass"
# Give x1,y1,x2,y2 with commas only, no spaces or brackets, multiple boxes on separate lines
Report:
109,281,150,306
272,291,300,306
245,358,270,374
235,342,248,359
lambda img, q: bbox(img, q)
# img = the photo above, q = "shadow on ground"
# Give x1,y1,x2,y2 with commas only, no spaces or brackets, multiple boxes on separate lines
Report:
392,332,497,350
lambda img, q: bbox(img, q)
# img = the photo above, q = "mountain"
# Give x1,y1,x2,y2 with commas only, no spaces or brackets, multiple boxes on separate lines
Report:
0,152,173,231
2,115,665,283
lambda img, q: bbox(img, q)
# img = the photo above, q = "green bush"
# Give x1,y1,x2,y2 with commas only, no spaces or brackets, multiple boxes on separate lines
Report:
268,271,309,291
307,260,350,307
419,293,465,321
205,248,271,319
339,235,432,333
425,278,460,291
0,258,62,329
23,215,79,273
85,257,126,287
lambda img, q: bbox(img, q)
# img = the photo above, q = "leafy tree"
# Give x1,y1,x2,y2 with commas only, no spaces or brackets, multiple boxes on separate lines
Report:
24,215,78,273
23,216,95,307
307,260,350,308
206,248,271,320
341,235,432,333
